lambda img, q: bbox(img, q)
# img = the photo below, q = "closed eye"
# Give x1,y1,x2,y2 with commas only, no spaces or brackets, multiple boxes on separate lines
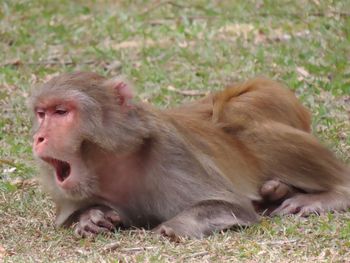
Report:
37,110,45,119
55,109,68,116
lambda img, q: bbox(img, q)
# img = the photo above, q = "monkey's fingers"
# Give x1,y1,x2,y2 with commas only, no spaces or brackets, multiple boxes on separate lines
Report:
74,221,111,238
271,194,321,216
89,209,116,231
104,210,122,226
296,208,322,217
271,201,301,216
74,208,118,238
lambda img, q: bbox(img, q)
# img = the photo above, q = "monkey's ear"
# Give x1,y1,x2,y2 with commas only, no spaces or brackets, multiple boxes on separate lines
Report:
106,76,134,107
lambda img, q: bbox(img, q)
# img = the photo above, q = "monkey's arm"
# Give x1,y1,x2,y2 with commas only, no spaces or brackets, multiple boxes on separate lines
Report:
153,200,259,240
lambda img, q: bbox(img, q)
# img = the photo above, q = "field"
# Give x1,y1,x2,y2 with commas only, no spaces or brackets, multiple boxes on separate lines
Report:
0,0,349,262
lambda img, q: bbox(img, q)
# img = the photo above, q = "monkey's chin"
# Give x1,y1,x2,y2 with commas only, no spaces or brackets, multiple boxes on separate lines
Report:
59,173,97,201
57,175,79,190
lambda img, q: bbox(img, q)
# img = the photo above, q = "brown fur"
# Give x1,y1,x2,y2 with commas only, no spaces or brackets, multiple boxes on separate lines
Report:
31,72,350,239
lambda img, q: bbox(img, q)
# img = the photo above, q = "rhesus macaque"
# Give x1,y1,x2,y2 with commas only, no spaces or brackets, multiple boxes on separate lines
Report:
30,72,350,239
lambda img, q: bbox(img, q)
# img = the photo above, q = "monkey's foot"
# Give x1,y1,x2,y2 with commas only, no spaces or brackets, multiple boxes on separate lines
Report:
271,192,349,216
74,207,122,238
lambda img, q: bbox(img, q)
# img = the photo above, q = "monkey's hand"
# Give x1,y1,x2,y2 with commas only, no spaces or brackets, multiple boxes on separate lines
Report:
74,206,122,238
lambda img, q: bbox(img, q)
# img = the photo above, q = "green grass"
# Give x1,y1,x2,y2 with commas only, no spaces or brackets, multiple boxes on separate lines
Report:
1,0,349,262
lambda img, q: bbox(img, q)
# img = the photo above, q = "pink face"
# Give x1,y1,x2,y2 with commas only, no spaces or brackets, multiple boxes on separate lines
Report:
33,99,79,189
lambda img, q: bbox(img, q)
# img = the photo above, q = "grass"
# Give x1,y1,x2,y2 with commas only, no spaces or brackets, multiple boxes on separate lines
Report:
0,0,349,262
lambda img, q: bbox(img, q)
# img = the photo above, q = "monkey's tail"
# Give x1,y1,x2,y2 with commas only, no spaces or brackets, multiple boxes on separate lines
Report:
211,78,311,133
212,80,255,123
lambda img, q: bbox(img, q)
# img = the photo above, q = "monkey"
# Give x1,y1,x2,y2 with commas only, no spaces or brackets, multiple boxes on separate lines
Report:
30,72,350,239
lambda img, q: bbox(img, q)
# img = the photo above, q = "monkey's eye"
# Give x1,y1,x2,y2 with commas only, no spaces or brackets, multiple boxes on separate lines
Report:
37,110,45,119
54,108,68,116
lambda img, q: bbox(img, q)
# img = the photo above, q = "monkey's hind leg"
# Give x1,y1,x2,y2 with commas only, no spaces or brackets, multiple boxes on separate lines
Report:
153,200,259,240
255,123,350,216
271,191,350,216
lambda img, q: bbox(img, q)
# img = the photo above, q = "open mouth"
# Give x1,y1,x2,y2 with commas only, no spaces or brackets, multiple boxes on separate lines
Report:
43,158,71,182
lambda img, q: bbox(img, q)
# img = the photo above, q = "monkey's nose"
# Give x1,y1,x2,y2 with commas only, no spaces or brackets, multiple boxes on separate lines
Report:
35,136,46,145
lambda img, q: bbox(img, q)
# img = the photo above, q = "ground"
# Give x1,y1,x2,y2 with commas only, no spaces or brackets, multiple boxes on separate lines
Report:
0,0,349,262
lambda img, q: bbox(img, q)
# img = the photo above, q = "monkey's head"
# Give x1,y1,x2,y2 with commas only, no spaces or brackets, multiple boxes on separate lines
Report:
30,72,149,200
